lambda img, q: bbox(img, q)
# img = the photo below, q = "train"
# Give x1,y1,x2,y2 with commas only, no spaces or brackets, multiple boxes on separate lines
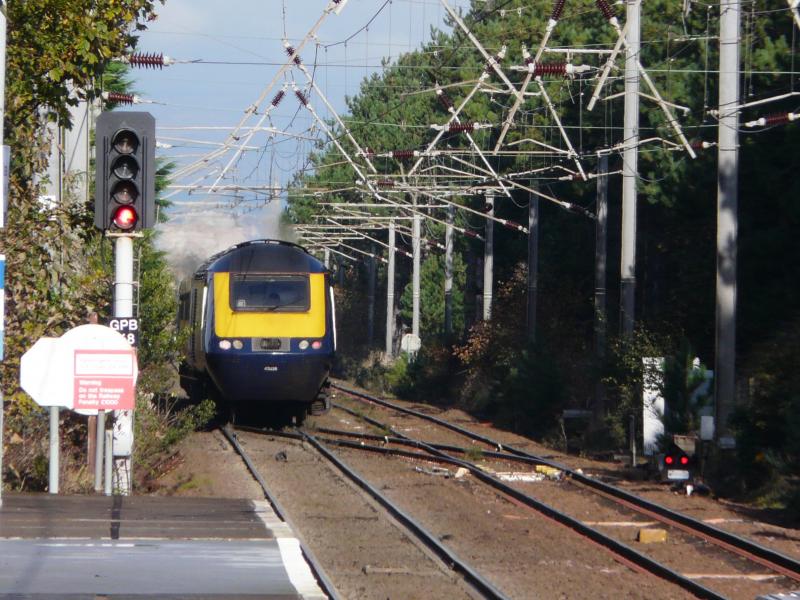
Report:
177,239,336,420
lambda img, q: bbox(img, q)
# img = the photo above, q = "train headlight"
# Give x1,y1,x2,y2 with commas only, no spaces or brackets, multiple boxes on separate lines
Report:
298,340,309,350
311,340,322,350
219,340,232,350
232,340,244,350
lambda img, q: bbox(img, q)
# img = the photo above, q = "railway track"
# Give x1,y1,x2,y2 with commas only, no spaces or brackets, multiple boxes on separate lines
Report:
219,425,341,600
223,424,507,599
326,382,800,599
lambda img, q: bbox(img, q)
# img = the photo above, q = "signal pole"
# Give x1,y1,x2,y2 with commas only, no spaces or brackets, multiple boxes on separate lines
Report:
112,235,135,495
715,0,741,445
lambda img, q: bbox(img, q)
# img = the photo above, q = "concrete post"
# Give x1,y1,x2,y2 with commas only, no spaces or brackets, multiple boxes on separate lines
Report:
620,0,641,335
367,246,376,346
595,156,609,418
412,203,421,340
444,207,454,337
483,194,494,321
714,0,741,444
385,220,396,357
527,191,539,342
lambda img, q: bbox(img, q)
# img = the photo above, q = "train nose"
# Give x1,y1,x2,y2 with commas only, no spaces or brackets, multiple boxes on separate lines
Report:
205,351,332,404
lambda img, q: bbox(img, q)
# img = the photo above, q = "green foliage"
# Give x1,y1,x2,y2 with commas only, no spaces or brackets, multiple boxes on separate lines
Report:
729,319,800,510
498,344,564,438
387,344,455,402
133,396,216,483
661,342,712,437
399,252,466,339
601,329,672,448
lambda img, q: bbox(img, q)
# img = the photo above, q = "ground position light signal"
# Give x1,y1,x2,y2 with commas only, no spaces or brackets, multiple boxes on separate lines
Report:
95,111,156,232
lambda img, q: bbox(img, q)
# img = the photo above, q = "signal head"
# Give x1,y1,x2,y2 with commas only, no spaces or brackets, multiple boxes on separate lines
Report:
112,205,138,230
94,112,156,232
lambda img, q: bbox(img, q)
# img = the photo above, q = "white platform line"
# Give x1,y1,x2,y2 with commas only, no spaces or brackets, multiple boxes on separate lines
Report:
277,537,328,599
252,499,329,599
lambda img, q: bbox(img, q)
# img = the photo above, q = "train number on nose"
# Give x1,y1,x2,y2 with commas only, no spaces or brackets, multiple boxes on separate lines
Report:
264,365,278,372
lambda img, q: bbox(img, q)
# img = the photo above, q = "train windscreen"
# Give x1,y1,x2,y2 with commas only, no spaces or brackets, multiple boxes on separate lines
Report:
230,274,310,312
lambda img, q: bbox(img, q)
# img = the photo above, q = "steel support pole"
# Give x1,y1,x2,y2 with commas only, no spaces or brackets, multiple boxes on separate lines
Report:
49,406,59,494
483,194,494,321
412,201,421,341
527,192,539,342
94,411,105,491
385,220,396,357
714,0,740,444
595,156,609,417
620,0,641,335
367,246,376,346
113,235,135,495
444,207,454,337
104,430,113,496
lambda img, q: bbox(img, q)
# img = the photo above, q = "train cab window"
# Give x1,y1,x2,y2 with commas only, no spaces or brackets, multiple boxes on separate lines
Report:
230,274,310,312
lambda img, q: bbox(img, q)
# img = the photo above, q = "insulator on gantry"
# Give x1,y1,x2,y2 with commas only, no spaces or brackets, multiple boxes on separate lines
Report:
294,90,309,106
448,122,476,133
437,91,454,110
595,0,616,21
128,52,172,69
285,46,302,65
392,150,416,159
102,92,136,105
534,62,568,76
765,112,797,126
551,0,568,21
271,90,286,107
377,180,395,188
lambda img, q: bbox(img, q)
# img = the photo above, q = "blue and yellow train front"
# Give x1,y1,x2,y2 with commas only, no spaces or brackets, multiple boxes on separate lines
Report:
203,270,334,405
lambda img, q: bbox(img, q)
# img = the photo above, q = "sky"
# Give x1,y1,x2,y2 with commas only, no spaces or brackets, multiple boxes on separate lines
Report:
125,0,453,273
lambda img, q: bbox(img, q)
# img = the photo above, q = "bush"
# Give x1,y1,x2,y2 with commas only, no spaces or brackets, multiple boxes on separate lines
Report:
730,319,800,510
134,395,216,485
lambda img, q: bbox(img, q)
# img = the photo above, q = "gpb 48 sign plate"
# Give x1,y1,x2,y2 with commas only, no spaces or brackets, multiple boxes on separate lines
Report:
109,317,139,347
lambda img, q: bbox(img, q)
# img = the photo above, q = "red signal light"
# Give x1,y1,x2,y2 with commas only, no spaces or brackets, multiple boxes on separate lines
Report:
113,205,138,230
664,455,674,465
680,456,689,466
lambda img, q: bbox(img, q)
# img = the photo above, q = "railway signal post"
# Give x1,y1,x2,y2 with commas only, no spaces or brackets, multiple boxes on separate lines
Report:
95,110,157,494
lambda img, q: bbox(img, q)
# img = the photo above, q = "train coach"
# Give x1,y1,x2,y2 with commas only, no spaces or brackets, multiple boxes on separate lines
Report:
178,239,336,420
